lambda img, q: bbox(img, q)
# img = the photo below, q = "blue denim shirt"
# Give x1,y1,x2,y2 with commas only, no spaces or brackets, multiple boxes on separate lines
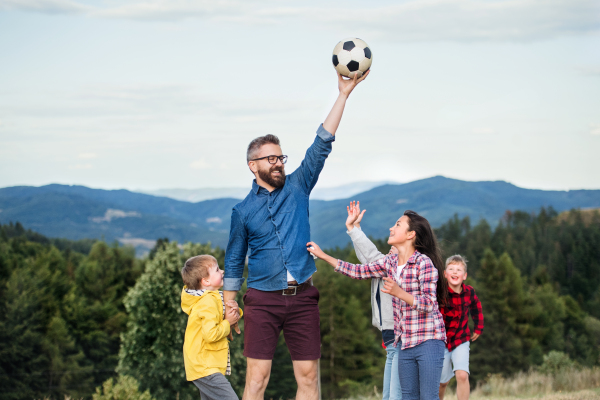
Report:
224,125,335,291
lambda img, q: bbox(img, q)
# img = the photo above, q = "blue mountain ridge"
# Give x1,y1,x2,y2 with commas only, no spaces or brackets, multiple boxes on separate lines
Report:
1,176,599,252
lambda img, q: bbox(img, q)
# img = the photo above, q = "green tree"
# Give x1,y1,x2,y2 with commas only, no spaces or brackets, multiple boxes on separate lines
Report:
315,246,384,399
470,250,529,382
117,241,227,400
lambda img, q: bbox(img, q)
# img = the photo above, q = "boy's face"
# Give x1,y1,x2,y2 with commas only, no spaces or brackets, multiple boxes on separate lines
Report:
202,263,224,289
445,262,467,287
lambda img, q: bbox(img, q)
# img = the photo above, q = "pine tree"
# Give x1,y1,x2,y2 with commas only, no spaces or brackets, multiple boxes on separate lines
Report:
470,250,528,382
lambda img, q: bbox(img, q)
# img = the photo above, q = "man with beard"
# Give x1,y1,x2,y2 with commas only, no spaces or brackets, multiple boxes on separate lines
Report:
224,71,369,400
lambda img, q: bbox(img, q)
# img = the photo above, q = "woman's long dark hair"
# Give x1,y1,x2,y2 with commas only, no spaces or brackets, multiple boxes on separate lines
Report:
404,210,448,308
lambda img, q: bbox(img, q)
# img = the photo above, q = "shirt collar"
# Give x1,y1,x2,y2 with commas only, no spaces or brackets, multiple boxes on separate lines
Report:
448,283,467,294
252,180,261,194
406,250,422,265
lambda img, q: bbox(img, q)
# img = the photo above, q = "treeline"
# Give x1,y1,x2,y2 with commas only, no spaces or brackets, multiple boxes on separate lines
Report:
0,222,143,399
1,208,599,399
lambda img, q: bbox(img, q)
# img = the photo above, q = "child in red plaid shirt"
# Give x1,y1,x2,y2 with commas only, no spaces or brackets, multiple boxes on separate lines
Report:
438,255,484,400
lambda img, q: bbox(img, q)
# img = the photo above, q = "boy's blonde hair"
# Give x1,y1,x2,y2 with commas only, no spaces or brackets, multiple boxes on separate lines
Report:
445,254,468,272
181,255,217,290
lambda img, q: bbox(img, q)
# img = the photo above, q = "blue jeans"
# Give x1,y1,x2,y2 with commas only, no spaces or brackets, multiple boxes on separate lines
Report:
397,339,445,400
383,344,402,400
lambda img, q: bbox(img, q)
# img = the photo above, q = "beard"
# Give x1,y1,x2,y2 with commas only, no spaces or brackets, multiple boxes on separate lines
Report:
257,164,286,188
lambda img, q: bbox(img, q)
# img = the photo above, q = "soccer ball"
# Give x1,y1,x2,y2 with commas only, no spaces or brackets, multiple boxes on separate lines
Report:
332,38,372,79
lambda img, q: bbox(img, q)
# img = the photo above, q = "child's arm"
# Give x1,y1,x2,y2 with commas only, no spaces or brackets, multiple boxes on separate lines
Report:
198,301,236,343
306,241,388,279
470,290,484,341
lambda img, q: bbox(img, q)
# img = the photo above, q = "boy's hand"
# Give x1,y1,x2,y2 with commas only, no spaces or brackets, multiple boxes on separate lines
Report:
225,307,240,326
471,333,480,341
338,70,369,98
225,300,242,338
346,201,366,231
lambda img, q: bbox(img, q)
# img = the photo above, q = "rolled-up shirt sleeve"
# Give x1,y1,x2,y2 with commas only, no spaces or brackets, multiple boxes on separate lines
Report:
292,124,335,195
224,208,247,291
411,258,439,313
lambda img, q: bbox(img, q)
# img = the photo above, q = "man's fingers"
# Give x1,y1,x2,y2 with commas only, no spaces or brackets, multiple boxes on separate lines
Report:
234,324,241,334
358,70,370,83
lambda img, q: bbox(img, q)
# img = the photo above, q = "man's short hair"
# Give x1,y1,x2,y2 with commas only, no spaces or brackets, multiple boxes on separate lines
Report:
247,134,281,163
181,254,217,290
445,254,468,272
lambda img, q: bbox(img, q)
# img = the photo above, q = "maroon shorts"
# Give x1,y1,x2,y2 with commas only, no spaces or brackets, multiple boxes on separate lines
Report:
242,286,321,361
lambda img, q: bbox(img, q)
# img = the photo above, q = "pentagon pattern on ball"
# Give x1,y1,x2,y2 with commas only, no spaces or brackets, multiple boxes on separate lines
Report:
332,37,373,79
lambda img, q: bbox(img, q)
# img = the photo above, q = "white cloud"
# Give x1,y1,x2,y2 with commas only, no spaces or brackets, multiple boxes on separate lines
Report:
473,127,496,135
68,163,92,169
190,159,209,169
576,65,600,76
0,0,89,13
2,0,599,42
591,124,600,136
77,152,97,159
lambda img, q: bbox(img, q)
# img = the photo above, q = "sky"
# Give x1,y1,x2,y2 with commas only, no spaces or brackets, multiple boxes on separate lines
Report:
1,0,599,192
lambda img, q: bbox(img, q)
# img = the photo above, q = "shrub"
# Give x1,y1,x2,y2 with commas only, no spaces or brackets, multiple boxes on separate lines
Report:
92,375,155,400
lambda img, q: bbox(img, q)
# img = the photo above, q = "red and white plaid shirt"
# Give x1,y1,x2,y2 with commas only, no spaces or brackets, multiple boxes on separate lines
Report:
440,283,483,351
336,250,446,350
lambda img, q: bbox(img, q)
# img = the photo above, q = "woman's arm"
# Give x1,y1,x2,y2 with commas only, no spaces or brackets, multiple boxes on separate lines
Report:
307,241,388,280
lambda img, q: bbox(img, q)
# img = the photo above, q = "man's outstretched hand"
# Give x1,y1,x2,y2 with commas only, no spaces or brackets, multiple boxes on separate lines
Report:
338,70,369,98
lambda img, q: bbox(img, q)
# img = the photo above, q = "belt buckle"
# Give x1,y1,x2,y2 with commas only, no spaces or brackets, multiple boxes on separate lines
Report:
283,286,297,296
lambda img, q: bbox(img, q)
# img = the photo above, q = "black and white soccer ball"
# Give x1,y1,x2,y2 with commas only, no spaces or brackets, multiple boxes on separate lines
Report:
332,38,372,79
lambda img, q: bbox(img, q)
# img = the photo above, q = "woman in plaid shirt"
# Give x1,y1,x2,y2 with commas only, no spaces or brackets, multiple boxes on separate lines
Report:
308,210,449,400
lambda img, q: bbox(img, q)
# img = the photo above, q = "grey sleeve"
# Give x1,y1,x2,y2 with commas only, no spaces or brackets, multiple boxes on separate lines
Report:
347,227,386,264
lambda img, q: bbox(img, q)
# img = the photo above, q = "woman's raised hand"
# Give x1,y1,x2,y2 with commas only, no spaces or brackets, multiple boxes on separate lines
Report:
346,201,366,231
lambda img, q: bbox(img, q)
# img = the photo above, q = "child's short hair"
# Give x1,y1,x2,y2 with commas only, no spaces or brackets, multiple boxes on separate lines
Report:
181,255,217,290
445,254,468,272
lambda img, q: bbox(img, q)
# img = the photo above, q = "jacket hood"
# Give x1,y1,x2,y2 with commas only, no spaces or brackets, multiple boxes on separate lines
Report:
181,287,207,315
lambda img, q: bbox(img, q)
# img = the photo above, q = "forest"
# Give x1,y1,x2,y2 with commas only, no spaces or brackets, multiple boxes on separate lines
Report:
1,207,599,399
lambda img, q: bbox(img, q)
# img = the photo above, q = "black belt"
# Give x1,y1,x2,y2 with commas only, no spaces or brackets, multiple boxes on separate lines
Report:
281,278,313,296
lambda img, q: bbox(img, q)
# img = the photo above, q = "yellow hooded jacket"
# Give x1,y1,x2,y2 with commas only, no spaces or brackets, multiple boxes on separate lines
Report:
181,287,242,381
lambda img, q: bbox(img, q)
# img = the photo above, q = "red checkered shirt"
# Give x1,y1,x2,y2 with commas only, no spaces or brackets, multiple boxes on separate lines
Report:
440,283,484,351
336,250,446,350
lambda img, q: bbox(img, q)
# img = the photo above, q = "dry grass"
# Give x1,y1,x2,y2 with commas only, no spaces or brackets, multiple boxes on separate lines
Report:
442,368,600,400
345,368,600,400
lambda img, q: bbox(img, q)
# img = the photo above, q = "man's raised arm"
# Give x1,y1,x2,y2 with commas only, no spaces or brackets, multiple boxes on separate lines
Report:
322,71,369,135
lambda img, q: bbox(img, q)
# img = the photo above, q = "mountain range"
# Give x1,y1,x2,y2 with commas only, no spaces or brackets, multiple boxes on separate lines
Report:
1,176,599,254
138,181,396,202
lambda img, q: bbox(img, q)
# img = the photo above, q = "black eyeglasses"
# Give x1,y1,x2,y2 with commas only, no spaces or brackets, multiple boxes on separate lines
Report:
250,155,288,164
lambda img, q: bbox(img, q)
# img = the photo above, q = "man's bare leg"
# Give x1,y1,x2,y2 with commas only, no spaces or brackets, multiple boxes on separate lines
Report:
243,358,272,400
439,380,449,400
455,370,470,400
292,360,319,400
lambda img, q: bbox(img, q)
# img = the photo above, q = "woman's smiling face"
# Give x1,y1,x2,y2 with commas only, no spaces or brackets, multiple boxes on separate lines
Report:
387,215,413,246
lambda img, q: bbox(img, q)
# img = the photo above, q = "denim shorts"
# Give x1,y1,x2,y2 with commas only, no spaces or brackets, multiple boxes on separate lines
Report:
440,341,470,383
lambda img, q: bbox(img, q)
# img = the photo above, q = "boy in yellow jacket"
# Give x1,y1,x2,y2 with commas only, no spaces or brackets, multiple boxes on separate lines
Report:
181,254,242,400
